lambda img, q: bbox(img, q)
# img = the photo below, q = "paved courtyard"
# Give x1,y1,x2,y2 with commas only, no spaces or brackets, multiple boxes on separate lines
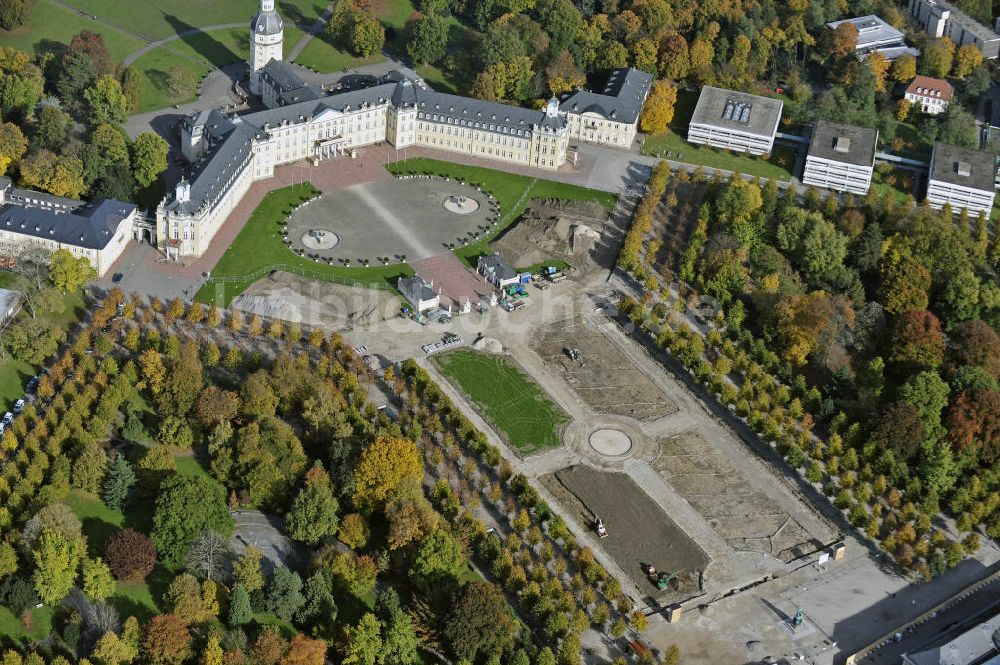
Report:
285,178,497,264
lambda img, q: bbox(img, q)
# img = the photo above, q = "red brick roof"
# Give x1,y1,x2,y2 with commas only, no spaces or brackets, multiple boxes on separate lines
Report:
906,75,954,101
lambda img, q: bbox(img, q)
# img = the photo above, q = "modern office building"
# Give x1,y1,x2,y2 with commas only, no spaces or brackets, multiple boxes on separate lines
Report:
905,75,954,114
925,142,997,215
802,121,879,194
826,15,921,60
0,176,137,276
907,0,1000,58
687,86,783,155
560,68,653,148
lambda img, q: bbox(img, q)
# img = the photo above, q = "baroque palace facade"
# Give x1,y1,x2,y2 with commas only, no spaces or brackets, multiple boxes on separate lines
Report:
156,0,651,259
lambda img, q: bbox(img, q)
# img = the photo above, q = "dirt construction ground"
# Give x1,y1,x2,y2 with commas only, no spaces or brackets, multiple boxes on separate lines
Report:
531,317,679,422
543,465,708,598
652,431,823,562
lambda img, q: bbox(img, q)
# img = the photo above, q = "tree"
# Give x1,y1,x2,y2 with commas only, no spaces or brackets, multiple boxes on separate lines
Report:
120,66,143,112
880,250,931,316
69,30,113,76
952,43,983,78
103,455,136,511
82,558,116,600
0,121,27,175
49,247,96,292
286,465,339,546
91,630,138,665
409,529,466,594
443,581,516,662
386,477,439,549
341,613,382,665
950,320,1000,378
407,14,448,64
891,54,916,82
268,567,306,621
945,389,1000,461
937,104,978,148
185,531,231,581
295,571,337,628
922,37,955,78
534,0,583,53
165,65,197,101
254,628,289,665
338,513,370,549
281,634,326,665
899,370,951,435
84,75,130,126
136,444,176,496
143,614,192,665
377,591,418,665
352,436,423,508
56,51,97,112
19,150,85,198
202,635,223,665
228,583,253,626
0,542,17,580
596,40,629,70
349,12,385,57
827,22,858,59
105,528,157,581
0,0,33,29
32,528,80,604
233,545,265,592
240,371,278,419
132,132,169,188
545,50,585,95
152,475,234,570
165,573,215,624
889,310,946,371
639,79,677,134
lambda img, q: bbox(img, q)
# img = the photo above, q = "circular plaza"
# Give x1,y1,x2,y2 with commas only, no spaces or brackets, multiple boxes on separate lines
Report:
283,177,499,265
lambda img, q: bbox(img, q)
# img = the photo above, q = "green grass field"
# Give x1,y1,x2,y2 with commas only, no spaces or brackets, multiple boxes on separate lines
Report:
435,350,568,455
0,605,54,643
194,183,414,306
293,35,381,73
386,158,617,265
0,0,144,62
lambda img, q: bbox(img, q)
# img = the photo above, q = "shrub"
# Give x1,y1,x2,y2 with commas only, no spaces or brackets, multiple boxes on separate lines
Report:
105,528,157,581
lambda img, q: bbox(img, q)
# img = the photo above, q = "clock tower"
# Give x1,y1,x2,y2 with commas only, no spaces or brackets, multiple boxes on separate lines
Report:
249,0,283,96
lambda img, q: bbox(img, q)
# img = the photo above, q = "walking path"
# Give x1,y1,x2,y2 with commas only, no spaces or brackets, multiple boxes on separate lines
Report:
123,22,246,66
286,2,335,62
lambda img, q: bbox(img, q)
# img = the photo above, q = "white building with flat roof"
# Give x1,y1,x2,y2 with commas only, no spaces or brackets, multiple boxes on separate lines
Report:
926,142,997,215
802,121,878,194
907,0,1000,58
687,86,783,155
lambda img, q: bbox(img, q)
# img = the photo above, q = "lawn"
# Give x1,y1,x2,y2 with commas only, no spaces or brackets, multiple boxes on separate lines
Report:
0,605,54,643
61,0,327,40
132,27,250,112
434,349,568,455
386,158,617,265
0,0,144,62
870,167,917,204
194,183,414,306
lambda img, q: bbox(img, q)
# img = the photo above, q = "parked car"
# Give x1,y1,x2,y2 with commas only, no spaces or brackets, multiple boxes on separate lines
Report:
2,412,12,426
111,273,123,283
13,399,25,413
25,376,39,393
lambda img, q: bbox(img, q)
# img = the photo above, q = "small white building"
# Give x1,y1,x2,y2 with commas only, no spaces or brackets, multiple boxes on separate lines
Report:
0,288,20,328
905,76,953,115
687,87,783,156
398,275,439,312
825,15,920,60
477,253,519,289
802,120,878,195
925,142,997,215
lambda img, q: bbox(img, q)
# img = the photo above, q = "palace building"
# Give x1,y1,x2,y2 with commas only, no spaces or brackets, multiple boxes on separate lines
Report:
156,0,649,260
